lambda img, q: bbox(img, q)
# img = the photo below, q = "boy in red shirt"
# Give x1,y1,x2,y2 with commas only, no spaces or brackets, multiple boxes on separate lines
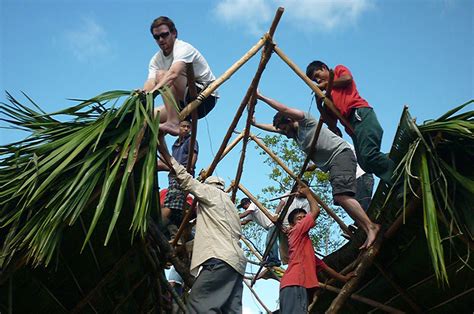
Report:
280,187,354,313
306,61,395,185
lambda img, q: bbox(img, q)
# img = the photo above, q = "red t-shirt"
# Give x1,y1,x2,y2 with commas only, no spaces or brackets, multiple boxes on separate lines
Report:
330,65,371,119
280,214,327,290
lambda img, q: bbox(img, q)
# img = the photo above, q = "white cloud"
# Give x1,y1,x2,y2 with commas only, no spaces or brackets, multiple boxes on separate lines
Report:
214,0,373,34
278,0,373,31
63,16,111,62
214,0,273,35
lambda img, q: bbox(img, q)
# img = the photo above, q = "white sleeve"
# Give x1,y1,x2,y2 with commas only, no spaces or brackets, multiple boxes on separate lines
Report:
248,203,258,213
171,41,196,64
147,54,160,80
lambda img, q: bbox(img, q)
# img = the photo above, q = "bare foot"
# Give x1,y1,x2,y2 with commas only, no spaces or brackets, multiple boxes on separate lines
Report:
159,121,180,136
360,223,381,250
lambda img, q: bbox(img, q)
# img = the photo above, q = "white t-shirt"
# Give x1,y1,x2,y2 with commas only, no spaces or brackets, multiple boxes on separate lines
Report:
281,194,311,228
246,203,273,230
148,39,216,86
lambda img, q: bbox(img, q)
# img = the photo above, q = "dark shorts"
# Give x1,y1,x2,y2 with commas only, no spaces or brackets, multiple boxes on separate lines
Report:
181,83,217,119
328,148,357,197
164,175,186,214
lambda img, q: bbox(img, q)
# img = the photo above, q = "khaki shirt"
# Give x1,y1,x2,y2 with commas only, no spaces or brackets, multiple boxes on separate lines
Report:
171,158,247,276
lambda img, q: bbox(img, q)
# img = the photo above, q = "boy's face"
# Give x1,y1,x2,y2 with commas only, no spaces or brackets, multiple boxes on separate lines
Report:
290,212,307,227
311,66,330,84
179,121,191,137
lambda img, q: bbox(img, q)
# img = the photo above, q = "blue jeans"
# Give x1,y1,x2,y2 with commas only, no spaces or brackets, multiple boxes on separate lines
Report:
265,225,281,265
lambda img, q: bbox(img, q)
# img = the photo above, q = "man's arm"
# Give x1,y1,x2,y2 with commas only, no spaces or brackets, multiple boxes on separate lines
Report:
145,61,186,93
239,210,253,219
252,117,283,134
257,91,304,121
158,134,211,205
322,266,356,283
241,219,252,226
299,186,320,220
274,199,286,215
157,159,171,172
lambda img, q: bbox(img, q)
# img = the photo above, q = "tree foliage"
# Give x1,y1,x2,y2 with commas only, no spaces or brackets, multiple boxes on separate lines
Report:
241,133,347,260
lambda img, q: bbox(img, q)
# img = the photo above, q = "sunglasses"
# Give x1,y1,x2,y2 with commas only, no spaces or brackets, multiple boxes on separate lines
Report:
153,31,170,40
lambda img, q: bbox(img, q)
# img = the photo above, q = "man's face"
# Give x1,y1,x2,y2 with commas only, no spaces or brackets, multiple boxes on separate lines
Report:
277,121,297,139
179,121,191,137
242,202,250,210
291,212,306,226
311,67,330,84
152,24,176,56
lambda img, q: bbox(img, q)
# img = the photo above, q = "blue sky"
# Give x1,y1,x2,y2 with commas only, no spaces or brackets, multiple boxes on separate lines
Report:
1,0,473,312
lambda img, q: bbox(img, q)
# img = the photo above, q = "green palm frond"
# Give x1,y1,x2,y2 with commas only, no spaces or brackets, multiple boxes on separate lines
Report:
394,99,474,284
0,89,172,267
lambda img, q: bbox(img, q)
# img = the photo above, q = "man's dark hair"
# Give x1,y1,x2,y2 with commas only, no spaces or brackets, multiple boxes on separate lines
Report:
288,208,307,225
150,16,177,36
305,60,328,79
272,112,293,129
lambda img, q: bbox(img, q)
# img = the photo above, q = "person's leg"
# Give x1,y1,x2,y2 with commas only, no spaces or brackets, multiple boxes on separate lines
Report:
334,194,380,249
184,84,218,120
350,107,395,185
330,149,380,249
155,71,187,135
221,273,244,314
278,231,289,265
265,225,281,266
355,173,374,212
163,176,186,240
280,286,308,314
187,259,242,314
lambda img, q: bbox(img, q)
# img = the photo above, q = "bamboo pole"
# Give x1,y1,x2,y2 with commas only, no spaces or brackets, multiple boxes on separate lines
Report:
268,191,299,202
326,232,384,313
318,283,404,314
249,133,349,234
178,40,264,120
167,64,199,248
230,7,284,202
272,46,354,134
243,280,272,314
157,271,187,313
240,236,282,281
185,63,199,175
237,182,277,225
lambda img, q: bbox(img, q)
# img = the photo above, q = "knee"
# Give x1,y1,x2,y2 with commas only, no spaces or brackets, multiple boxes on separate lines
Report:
155,70,167,82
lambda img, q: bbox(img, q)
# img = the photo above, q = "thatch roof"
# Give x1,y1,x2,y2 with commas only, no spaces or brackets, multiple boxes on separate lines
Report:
313,105,474,313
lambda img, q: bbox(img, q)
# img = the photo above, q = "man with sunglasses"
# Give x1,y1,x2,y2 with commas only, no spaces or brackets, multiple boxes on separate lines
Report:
143,16,218,136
